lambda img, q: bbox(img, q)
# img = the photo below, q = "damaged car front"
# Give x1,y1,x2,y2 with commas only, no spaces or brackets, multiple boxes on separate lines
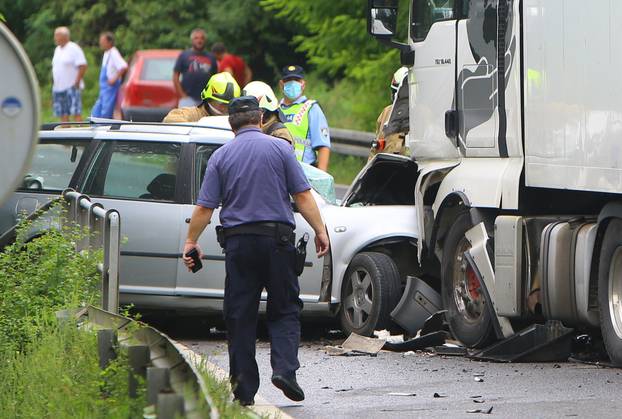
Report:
321,153,432,336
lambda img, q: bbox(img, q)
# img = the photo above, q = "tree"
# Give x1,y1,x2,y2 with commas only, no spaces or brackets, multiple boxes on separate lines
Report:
261,0,409,130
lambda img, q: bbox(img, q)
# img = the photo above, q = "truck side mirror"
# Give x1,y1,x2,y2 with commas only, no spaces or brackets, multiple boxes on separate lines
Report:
367,0,399,38
367,0,414,66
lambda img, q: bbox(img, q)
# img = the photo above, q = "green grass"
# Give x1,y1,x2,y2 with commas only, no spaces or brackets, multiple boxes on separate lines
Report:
0,321,146,418
329,153,367,186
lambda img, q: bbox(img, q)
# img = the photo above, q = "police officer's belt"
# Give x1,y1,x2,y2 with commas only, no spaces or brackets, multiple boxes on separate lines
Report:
221,222,295,244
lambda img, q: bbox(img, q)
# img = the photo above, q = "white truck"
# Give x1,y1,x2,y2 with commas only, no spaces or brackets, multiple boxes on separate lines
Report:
367,0,622,364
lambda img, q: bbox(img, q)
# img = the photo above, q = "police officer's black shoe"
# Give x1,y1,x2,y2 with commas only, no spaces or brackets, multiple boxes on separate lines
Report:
271,374,305,402
234,397,254,407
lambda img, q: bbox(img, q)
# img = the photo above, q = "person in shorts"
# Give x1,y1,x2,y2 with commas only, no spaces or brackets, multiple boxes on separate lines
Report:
52,27,88,122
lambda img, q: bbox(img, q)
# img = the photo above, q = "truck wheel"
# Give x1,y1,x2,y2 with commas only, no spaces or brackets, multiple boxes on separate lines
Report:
441,213,494,348
598,219,622,366
339,252,401,337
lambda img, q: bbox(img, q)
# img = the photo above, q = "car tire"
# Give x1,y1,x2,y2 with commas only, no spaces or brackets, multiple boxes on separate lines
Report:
339,252,401,337
598,219,622,366
441,212,495,348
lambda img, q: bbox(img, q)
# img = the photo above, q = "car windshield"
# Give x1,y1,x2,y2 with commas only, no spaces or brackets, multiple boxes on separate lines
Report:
300,162,337,205
19,141,86,192
141,57,177,81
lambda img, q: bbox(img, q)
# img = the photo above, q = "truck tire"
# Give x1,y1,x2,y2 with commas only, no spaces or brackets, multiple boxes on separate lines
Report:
441,212,495,348
598,219,622,365
339,252,401,337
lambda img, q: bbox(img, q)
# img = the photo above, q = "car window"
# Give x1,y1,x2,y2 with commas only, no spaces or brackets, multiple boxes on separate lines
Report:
83,141,180,201
141,58,177,81
194,144,220,200
18,141,86,192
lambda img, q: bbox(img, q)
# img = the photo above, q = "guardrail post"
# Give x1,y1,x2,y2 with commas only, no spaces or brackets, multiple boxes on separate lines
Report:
147,367,170,405
128,345,150,398
157,392,185,419
105,210,120,314
97,329,118,369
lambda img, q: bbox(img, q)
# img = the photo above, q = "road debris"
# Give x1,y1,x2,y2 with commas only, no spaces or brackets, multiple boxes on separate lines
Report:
467,407,494,414
474,377,485,382
374,329,404,344
383,331,447,352
325,333,386,356
433,392,447,398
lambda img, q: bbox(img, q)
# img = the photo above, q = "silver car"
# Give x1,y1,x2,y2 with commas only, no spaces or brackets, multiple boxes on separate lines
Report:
1,119,420,335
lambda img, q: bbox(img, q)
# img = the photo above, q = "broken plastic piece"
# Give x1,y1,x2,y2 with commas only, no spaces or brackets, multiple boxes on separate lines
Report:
390,277,442,335
383,331,447,352
469,321,574,363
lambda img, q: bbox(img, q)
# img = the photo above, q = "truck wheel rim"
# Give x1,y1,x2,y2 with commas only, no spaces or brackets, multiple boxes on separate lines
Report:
453,237,485,324
343,268,373,329
608,247,622,339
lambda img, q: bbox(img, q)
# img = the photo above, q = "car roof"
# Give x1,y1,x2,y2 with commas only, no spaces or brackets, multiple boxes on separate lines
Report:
134,49,182,58
39,117,235,145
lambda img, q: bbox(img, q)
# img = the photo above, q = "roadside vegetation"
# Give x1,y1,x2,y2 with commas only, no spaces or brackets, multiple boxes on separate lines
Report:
0,218,249,417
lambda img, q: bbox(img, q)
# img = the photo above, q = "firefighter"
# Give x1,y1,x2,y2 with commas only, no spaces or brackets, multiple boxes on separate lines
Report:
163,72,240,123
369,66,409,159
242,81,293,144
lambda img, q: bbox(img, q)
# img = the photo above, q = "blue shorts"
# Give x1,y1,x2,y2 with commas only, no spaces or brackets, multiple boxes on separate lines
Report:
53,87,82,117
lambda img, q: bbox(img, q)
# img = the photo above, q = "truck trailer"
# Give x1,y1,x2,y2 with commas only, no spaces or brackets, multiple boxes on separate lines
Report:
367,0,622,364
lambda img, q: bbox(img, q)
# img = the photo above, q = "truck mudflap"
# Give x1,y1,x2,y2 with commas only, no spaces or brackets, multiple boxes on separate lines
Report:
464,222,514,339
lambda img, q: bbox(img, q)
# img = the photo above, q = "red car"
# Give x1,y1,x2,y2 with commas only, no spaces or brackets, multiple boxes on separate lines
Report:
115,49,181,122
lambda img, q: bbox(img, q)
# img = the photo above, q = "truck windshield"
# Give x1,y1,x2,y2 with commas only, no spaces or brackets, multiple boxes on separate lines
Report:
411,0,455,41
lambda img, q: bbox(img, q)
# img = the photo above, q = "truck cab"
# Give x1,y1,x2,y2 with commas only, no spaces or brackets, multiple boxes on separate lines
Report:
367,0,622,365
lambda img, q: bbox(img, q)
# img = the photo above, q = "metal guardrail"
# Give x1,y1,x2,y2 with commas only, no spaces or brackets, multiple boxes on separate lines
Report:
62,190,121,314
84,306,219,418
330,128,375,158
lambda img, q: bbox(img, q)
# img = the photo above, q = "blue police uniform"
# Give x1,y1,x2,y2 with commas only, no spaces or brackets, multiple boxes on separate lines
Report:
281,95,331,165
197,125,311,403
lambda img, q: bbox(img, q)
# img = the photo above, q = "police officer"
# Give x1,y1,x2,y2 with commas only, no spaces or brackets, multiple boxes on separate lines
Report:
279,65,331,171
183,96,330,406
369,66,409,159
242,81,294,144
163,72,240,123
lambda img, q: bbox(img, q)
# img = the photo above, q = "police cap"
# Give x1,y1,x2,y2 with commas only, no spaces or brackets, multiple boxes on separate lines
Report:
228,96,260,115
281,65,305,81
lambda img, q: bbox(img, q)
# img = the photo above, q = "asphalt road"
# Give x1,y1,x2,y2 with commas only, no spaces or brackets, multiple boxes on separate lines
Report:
171,327,622,419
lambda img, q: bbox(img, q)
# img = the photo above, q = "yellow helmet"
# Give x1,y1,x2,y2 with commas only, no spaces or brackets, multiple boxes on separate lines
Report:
242,81,279,112
200,72,241,104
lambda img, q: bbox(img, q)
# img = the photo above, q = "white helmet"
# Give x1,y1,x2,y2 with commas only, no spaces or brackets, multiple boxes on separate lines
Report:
242,81,280,112
391,66,409,92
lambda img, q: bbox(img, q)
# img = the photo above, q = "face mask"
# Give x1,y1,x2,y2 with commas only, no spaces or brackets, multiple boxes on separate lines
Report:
283,81,303,100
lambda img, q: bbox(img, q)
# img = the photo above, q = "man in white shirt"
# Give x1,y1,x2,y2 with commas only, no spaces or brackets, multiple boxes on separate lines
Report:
92,31,128,119
52,27,88,122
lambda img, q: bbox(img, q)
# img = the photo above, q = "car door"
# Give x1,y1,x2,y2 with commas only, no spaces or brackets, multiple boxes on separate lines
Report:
81,139,183,300
174,144,326,306
293,197,326,304
175,143,227,300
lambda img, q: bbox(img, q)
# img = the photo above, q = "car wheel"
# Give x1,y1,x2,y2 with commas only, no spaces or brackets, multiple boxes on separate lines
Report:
598,219,622,366
441,212,494,348
339,252,401,336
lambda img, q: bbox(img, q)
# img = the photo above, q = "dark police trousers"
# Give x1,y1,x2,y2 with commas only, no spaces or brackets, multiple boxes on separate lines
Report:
224,234,303,401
